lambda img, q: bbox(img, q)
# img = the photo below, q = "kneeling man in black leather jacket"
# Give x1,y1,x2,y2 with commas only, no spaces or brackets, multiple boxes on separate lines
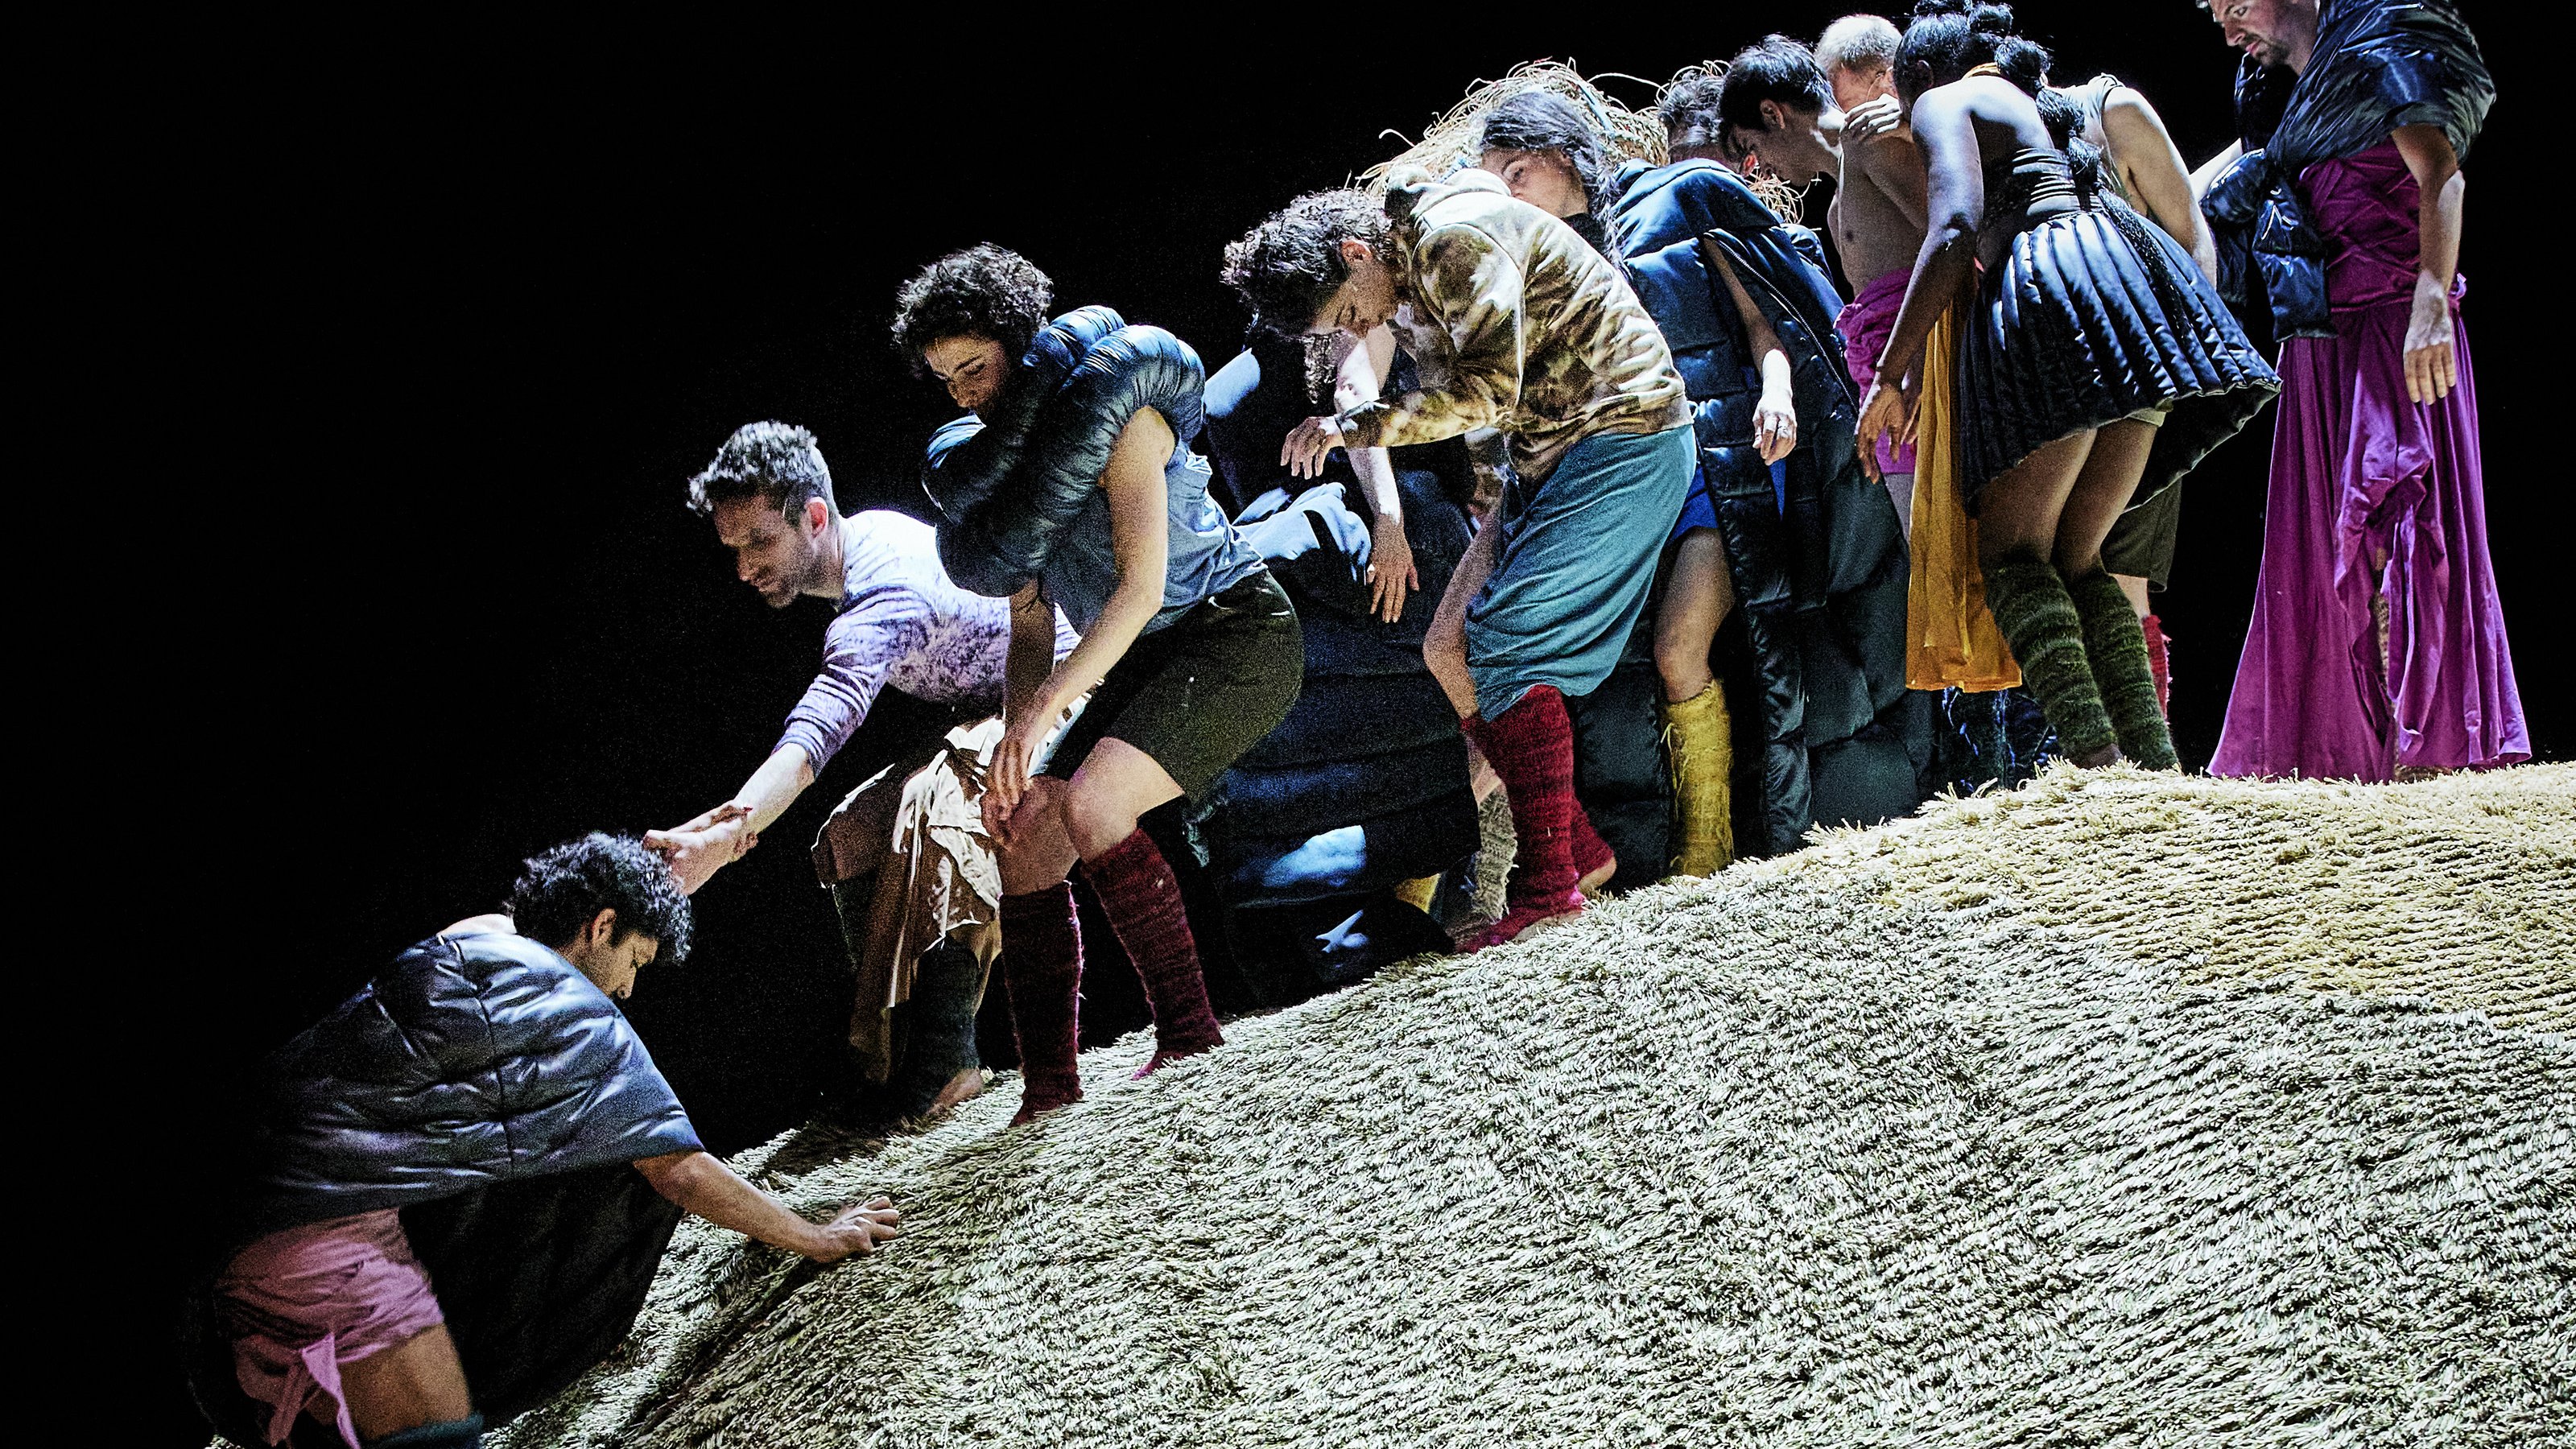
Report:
197,835,900,1449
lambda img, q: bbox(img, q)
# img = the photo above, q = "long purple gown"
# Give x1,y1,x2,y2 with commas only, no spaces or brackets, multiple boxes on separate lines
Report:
2211,142,2527,781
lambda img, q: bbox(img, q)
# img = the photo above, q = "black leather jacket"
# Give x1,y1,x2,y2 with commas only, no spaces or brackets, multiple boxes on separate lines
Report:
239,927,702,1243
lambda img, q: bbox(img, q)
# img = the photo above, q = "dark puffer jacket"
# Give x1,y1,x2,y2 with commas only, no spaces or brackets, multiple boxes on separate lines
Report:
923,306,1209,599
1198,338,1480,906
242,927,702,1242
1610,160,1934,856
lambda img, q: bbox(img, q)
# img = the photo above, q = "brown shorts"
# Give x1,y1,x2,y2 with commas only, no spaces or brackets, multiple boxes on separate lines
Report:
1044,569,1302,803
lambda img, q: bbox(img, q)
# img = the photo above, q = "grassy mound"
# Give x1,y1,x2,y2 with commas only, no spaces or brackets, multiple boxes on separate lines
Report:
491,765,2574,1448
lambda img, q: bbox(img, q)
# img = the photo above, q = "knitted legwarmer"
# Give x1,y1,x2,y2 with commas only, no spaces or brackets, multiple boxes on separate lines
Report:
1457,685,1589,951
1661,680,1736,877
1981,552,2117,762
2068,568,2178,770
1082,828,1224,1075
1000,883,1084,1123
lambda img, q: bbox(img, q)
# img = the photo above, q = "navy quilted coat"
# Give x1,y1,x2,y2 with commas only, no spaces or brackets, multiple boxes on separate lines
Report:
1610,160,1934,855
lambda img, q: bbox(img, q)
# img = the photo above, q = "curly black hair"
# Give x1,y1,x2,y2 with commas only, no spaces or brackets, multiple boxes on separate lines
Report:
1715,35,1836,134
509,832,692,964
1220,188,1393,334
1478,91,1612,219
1897,0,2051,98
685,420,836,518
889,244,1054,375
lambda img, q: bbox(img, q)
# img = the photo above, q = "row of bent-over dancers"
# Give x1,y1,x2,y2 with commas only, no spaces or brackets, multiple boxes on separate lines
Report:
194,3,2519,1444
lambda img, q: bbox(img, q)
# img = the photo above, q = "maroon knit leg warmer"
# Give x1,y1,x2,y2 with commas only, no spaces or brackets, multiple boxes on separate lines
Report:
2141,613,2174,718
1000,882,1084,1125
1081,828,1224,1076
1458,684,1589,952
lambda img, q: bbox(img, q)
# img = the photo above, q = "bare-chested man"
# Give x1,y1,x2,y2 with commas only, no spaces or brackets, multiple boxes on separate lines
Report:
1719,27,1928,533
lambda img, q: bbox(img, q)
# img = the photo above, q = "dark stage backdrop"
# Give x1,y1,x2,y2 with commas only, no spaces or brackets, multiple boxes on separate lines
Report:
160,15,2557,1444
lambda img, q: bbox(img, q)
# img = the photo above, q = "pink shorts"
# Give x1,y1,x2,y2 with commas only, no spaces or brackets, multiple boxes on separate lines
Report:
214,1209,448,1447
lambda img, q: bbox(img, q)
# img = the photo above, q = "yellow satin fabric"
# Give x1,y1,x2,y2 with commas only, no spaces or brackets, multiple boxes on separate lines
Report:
1906,303,2021,691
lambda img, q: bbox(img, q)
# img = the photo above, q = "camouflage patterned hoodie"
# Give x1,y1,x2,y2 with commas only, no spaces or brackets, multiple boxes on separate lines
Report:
1334,167,1689,484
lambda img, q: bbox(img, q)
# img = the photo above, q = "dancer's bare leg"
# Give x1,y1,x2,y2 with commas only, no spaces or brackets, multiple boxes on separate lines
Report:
1653,530,1736,705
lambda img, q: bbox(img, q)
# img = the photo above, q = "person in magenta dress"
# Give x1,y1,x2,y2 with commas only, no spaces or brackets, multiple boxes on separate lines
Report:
2201,0,2523,781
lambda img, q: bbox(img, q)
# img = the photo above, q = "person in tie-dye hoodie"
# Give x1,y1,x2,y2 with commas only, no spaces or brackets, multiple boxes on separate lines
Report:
1224,171,1692,950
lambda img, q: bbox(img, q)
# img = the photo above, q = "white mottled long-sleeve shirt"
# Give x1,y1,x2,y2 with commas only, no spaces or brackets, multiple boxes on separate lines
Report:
775,511,1080,767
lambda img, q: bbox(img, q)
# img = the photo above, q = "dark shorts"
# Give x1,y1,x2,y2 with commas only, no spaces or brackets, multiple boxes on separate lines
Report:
2101,481,2182,589
1044,569,1303,803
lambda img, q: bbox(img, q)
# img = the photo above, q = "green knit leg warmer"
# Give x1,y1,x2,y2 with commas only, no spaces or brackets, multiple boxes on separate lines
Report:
2066,567,2179,770
1981,552,2117,762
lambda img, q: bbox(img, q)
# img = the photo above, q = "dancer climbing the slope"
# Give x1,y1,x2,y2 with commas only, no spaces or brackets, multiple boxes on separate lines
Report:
1856,2,2275,770
1224,168,1691,948
899,245,1301,1123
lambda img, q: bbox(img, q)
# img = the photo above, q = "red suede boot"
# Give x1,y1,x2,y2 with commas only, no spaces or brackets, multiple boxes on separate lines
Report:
999,883,1084,1125
1457,686,1589,952
1082,828,1224,1077
2140,613,2173,718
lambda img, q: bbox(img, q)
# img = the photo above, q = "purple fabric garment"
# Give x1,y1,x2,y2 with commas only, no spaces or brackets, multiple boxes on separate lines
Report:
1835,269,1917,477
2212,143,2526,780
776,512,1079,768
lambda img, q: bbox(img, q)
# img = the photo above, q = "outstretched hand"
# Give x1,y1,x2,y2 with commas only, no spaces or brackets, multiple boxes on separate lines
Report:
1282,415,1345,479
1854,378,1912,484
645,803,757,895
801,1195,902,1263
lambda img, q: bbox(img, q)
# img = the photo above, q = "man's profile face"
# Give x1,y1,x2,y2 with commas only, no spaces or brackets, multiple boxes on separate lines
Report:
1724,102,1831,184
1305,242,1400,338
713,494,822,609
2215,0,2310,66
558,910,659,1000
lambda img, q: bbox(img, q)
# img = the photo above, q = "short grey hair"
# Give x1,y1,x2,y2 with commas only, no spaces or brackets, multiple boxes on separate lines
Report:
1818,14,1902,76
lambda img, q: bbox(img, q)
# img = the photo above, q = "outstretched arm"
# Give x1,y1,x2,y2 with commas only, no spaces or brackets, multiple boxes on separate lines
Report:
2394,123,2464,404
1855,89,1984,480
634,1150,899,1263
2102,86,2219,287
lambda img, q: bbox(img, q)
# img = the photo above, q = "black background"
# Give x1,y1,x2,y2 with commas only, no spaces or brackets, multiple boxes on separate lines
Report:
157,13,2556,1443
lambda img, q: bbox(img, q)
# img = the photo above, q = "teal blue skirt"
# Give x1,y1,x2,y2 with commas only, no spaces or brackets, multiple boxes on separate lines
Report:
1464,423,1694,721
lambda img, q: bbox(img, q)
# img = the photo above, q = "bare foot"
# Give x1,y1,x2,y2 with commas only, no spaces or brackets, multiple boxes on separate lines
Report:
928,1067,986,1115
2071,743,2125,769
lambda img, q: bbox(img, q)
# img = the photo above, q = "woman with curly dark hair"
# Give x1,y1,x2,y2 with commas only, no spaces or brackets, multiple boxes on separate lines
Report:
1856,2,2275,771
893,246,1299,1125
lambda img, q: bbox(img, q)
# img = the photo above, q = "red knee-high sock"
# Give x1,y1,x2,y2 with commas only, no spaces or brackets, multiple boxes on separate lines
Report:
1463,701,1597,881
2140,613,2173,718
1081,828,1224,1075
1458,684,1587,951
1000,883,1084,1124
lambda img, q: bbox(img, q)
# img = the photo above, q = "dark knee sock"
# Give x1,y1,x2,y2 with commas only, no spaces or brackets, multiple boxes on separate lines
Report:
1000,883,1084,1115
1981,552,2116,762
1080,829,1223,1063
367,1416,485,1449
2066,568,2178,769
896,940,985,1101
